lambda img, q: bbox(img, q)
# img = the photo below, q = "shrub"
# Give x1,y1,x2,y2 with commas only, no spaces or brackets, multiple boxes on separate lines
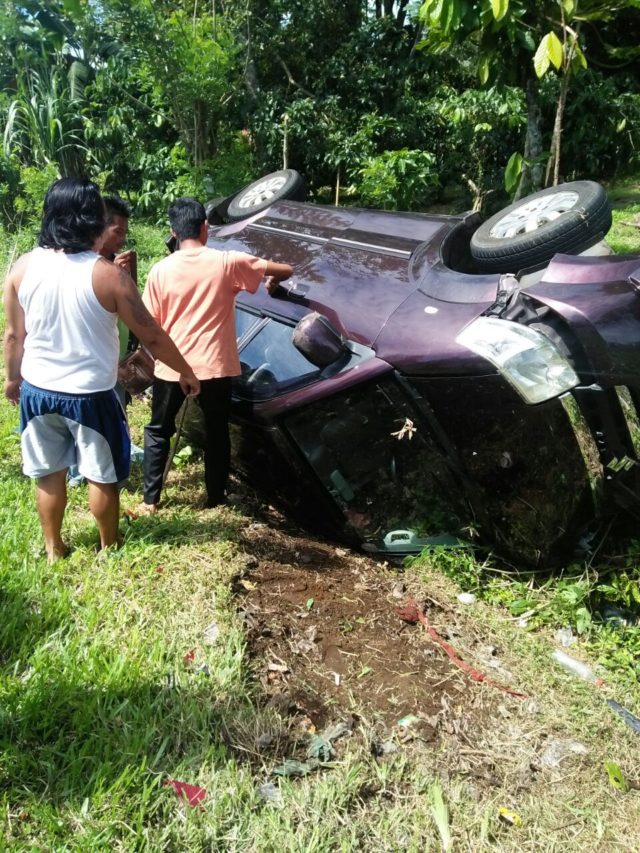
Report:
357,148,439,210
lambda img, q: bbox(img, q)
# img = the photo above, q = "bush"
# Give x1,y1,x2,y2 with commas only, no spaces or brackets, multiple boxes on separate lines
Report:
357,148,440,211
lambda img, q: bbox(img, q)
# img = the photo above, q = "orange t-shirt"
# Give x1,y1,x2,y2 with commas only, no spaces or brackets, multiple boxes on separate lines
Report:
143,247,267,381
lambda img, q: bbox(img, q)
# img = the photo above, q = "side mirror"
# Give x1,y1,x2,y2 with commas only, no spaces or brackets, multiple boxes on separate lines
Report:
292,311,348,368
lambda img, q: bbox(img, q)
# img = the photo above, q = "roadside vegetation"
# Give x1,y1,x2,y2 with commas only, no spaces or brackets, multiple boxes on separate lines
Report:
1,183,640,849
3,0,640,848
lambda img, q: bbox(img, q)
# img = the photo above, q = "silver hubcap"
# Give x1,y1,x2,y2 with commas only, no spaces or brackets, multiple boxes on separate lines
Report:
237,176,288,210
489,191,580,239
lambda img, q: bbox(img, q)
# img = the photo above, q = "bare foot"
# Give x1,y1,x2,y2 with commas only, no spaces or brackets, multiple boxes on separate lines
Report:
46,543,70,564
137,502,158,516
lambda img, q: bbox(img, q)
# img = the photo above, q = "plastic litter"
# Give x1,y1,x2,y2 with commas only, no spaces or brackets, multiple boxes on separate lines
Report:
203,621,220,645
258,782,283,806
457,592,476,605
130,442,144,463
554,627,576,648
498,807,522,827
271,758,314,777
552,649,601,683
539,737,588,768
164,778,206,807
607,699,640,734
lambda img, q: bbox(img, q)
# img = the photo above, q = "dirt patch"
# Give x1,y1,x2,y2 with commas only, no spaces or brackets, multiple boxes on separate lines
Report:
234,508,510,744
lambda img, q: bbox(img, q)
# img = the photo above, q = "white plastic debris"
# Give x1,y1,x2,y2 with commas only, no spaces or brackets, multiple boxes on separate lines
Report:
457,592,477,605
554,627,576,648
552,649,597,682
539,738,588,768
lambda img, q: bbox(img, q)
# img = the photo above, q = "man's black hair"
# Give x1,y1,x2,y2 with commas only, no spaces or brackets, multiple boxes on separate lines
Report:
104,194,131,224
168,197,206,241
38,177,105,254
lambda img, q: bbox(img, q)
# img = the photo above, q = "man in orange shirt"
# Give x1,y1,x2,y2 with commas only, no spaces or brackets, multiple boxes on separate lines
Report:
140,197,293,512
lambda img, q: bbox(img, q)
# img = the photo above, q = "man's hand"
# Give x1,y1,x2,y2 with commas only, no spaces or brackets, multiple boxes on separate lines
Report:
265,276,283,296
113,251,136,276
4,377,21,405
179,373,200,398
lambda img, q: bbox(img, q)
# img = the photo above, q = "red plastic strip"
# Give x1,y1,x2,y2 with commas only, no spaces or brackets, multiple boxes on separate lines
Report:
397,599,527,698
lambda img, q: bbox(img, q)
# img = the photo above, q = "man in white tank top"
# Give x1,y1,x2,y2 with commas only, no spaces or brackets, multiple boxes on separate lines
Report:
2,177,200,563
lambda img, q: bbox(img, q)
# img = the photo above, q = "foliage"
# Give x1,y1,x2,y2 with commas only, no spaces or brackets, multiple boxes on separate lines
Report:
358,148,439,210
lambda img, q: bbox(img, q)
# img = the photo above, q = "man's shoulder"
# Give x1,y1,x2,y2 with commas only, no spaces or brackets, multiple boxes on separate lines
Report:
7,250,36,287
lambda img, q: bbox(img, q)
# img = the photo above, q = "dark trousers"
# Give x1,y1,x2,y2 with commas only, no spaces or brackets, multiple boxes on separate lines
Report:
143,377,232,506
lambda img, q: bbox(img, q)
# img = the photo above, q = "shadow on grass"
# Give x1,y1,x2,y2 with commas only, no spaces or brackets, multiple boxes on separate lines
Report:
0,583,66,667
0,669,244,807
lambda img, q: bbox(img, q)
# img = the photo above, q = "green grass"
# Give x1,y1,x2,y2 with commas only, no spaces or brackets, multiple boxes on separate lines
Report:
2,181,640,850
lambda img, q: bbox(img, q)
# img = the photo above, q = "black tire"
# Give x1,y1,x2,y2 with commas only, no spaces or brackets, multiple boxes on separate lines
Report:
470,181,612,273
226,169,306,221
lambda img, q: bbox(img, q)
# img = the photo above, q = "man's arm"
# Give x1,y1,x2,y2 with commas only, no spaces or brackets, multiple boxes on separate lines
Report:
3,256,29,404
92,260,200,397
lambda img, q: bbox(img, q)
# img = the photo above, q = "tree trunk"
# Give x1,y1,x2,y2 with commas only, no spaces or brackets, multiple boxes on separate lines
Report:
515,74,544,200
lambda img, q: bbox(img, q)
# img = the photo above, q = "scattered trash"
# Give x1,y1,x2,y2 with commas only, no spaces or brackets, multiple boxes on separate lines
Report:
272,759,314,778
372,740,399,757
551,649,603,685
164,778,206,807
203,621,220,645
271,720,350,777
396,599,527,698
604,760,630,793
257,781,283,806
607,700,640,734
391,581,405,600
323,721,351,742
398,714,421,729
183,649,196,665
130,442,144,463
256,732,274,752
539,738,588,769
195,663,210,677
554,627,576,648
306,734,335,763
498,806,522,827
305,598,314,611
333,672,341,687
457,592,476,605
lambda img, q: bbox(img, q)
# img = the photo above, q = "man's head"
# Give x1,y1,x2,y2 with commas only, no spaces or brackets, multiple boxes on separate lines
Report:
168,198,207,244
38,178,105,254
101,195,131,258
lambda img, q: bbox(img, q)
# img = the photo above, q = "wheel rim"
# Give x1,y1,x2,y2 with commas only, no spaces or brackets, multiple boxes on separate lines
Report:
489,190,580,239
236,176,288,210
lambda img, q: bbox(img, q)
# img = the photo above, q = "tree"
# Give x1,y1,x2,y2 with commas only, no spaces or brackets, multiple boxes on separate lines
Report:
419,0,640,195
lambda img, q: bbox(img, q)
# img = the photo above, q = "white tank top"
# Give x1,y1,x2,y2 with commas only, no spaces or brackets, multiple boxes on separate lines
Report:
19,247,119,393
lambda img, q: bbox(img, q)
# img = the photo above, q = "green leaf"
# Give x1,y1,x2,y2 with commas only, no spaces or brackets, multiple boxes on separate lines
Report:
533,36,551,78
505,151,523,194
491,0,509,22
430,782,453,851
478,55,490,85
604,761,629,793
306,597,314,610
561,0,576,17
548,31,564,69
572,42,588,71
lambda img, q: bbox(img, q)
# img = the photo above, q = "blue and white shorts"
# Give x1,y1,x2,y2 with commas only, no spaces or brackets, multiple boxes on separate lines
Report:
19,381,130,484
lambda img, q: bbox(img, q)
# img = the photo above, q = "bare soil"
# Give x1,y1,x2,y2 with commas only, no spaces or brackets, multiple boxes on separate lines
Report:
233,502,509,746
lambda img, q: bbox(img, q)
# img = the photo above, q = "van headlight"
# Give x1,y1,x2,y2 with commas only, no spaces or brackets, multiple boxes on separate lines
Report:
456,316,579,404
